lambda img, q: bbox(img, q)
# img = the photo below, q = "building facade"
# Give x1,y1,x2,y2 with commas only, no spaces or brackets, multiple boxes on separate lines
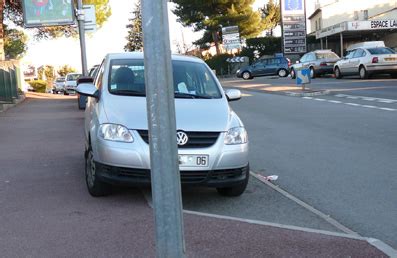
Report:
307,0,397,56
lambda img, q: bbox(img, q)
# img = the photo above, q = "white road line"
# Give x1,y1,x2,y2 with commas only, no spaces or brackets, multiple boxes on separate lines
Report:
334,94,397,104
345,103,360,106
314,98,326,101
379,107,397,111
251,172,359,236
328,100,342,104
302,97,313,99
362,105,377,109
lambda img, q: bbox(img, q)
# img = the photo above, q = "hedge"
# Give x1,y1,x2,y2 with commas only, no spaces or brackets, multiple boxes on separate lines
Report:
28,80,47,93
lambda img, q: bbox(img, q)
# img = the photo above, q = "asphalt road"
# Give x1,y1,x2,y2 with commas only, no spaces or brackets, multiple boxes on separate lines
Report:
222,76,397,248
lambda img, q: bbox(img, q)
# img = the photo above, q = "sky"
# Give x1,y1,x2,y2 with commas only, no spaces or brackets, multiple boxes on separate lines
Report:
22,0,268,71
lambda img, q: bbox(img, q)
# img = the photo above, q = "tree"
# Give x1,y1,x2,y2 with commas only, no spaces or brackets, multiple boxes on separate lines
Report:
0,0,112,60
4,26,28,59
261,0,281,37
57,65,76,77
124,0,143,52
172,0,266,55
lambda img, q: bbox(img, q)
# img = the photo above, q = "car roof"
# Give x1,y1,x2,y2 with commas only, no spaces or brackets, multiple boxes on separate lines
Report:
106,52,204,64
312,50,335,53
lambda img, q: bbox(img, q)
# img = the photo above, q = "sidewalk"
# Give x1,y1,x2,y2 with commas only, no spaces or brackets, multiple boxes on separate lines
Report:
0,93,394,257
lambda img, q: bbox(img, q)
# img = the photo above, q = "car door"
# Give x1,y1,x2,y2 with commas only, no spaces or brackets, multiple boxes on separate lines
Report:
339,50,355,74
251,59,267,76
264,58,279,75
350,48,365,74
304,53,316,68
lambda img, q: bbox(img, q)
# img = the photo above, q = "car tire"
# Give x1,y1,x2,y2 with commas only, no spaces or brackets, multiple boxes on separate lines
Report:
216,166,249,197
310,67,316,79
334,67,342,79
85,146,112,197
278,69,288,77
290,69,296,79
242,71,252,80
359,66,369,79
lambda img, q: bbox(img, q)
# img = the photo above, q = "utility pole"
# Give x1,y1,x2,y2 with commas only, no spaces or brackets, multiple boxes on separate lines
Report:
76,0,88,76
141,0,185,257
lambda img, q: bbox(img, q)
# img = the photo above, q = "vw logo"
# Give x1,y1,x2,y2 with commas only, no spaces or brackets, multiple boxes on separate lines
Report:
176,131,188,146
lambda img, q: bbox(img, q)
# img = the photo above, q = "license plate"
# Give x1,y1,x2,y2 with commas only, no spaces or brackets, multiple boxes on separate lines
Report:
385,58,396,61
178,155,209,167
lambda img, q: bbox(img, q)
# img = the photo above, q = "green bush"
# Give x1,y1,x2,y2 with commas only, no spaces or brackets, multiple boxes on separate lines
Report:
204,53,233,76
28,80,47,93
240,37,282,64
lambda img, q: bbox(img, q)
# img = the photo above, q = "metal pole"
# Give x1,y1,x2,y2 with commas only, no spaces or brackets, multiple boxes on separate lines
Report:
340,32,344,57
325,37,328,49
141,1,185,257
76,0,88,76
320,38,323,49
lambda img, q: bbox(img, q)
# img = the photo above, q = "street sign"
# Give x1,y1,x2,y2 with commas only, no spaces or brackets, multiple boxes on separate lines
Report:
22,0,75,28
83,5,97,32
281,0,307,55
296,68,311,90
222,26,241,50
226,57,246,63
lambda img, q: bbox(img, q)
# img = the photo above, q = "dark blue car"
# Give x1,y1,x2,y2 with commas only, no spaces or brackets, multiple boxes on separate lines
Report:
236,57,290,80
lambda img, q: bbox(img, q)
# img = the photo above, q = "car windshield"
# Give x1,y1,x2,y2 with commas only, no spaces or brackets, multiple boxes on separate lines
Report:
66,74,81,81
108,59,222,99
367,47,395,55
56,78,65,82
315,52,339,59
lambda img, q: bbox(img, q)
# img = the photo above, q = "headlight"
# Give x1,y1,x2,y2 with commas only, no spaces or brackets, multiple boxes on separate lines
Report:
98,124,134,143
224,127,247,145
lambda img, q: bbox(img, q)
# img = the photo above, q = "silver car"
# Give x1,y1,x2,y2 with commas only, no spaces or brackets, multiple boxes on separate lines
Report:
77,53,249,197
64,73,82,95
334,42,397,79
290,50,340,79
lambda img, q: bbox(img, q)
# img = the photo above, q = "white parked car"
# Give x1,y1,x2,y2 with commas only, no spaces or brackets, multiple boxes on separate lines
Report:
64,73,82,95
334,41,397,79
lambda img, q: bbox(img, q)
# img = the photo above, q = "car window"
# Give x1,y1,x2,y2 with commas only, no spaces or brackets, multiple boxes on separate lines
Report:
315,52,339,59
108,59,222,99
353,49,365,58
66,74,81,81
367,47,396,55
345,50,355,59
300,54,307,63
260,59,268,65
56,78,65,82
95,60,105,90
268,58,281,65
307,53,316,61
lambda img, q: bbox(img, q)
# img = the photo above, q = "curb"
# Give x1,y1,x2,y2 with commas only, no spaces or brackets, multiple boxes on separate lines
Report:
284,90,330,97
0,94,26,113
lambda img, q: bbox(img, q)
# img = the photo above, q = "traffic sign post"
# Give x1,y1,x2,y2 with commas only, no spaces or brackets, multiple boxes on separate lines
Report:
296,68,311,91
141,0,185,257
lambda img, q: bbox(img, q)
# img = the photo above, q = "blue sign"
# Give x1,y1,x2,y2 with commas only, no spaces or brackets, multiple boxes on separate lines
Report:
284,0,303,11
296,68,311,85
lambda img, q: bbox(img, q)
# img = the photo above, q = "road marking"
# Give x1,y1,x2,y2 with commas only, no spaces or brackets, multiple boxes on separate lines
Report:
302,97,397,112
250,172,359,236
335,94,397,104
345,103,360,106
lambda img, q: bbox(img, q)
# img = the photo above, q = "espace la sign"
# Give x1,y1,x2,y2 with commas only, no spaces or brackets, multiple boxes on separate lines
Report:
348,20,397,31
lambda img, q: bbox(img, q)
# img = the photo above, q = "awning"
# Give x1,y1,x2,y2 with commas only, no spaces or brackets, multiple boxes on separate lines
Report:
316,19,397,39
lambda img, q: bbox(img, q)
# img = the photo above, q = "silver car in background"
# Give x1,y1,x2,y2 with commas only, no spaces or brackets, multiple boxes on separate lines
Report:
64,73,82,95
334,41,397,79
290,50,340,79
77,53,249,197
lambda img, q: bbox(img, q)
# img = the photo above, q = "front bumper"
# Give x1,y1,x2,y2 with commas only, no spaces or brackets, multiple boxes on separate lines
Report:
95,162,249,187
92,131,249,186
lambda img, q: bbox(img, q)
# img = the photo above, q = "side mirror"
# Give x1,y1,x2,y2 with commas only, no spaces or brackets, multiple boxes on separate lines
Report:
77,76,94,85
296,60,300,64
225,89,241,102
76,83,98,98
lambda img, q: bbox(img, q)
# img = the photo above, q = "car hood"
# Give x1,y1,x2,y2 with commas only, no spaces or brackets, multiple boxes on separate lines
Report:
65,81,77,87
102,94,231,132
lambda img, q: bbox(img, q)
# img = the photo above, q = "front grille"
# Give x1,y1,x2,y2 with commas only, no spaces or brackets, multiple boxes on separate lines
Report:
137,130,220,148
99,164,245,184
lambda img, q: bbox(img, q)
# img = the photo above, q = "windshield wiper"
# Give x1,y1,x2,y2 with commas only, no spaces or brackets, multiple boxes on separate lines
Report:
111,89,146,96
174,92,213,99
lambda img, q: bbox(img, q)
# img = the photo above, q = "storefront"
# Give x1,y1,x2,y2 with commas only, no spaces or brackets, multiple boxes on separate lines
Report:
315,19,397,57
